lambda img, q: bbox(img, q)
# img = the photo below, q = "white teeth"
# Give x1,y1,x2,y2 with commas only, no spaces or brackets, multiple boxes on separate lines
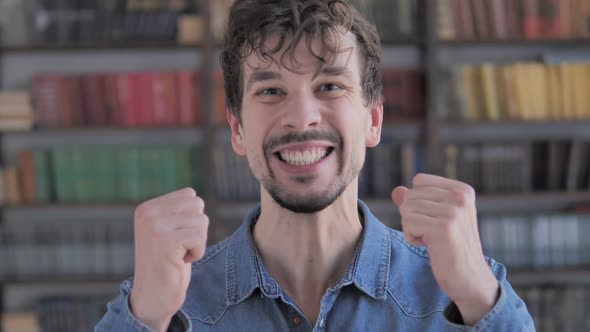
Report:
279,147,328,165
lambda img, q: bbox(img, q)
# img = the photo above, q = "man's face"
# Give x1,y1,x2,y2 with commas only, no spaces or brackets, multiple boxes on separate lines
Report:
228,31,382,213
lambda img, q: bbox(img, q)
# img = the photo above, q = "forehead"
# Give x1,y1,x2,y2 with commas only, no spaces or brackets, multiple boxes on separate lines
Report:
242,30,361,78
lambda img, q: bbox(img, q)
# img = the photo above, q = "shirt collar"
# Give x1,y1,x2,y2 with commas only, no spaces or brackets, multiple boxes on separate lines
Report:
225,199,391,305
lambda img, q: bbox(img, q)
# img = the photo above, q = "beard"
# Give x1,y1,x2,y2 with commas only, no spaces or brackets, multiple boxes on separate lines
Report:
258,130,362,214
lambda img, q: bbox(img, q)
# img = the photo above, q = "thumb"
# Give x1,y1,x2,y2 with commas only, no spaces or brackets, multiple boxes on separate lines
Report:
391,186,408,207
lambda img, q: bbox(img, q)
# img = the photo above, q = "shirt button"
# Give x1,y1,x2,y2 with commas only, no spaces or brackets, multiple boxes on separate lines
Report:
291,316,302,326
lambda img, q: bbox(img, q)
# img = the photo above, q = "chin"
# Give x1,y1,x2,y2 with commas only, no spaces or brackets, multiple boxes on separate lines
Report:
272,193,339,214
265,181,347,214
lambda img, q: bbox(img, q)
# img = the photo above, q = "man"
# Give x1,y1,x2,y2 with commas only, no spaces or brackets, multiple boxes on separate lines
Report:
96,0,534,331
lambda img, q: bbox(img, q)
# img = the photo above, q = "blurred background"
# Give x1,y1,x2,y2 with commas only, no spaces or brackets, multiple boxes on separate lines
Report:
0,0,589,331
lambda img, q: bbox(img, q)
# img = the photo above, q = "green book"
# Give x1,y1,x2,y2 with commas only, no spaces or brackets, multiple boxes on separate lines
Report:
116,147,141,202
160,146,178,194
71,148,86,203
33,150,51,204
175,146,194,191
50,149,66,203
190,145,204,194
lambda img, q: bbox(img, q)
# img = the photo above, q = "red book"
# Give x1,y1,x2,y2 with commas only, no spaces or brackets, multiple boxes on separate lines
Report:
153,71,180,126
405,71,424,118
471,0,490,39
125,72,144,127
457,0,475,40
58,76,74,128
18,149,36,205
115,73,133,127
540,0,563,38
137,72,155,127
104,74,122,126
81,74,107,127
177,70,201,127
213,70,227,127
505,0,522,38
522,0,542,39
32,74,62,128
382,69,407,122
449,0,464,40
488,0,509,39
67,75,85,127
558,0,573,38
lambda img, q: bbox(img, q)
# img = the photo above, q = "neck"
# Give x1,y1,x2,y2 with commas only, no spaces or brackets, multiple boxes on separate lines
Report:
252,184,363,325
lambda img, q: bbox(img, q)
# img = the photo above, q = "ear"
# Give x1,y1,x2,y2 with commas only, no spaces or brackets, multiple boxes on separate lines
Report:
227,108,247,156
365,101,383,148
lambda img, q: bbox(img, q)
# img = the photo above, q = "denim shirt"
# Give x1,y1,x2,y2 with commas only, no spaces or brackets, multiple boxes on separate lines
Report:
96,200,534,331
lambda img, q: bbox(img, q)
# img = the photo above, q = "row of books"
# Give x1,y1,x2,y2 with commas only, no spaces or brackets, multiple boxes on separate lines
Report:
438,0,590,41
2,145,202,206
444,141,590,194
0,0,199,46
514,286,590,332
32,70,206,129
29,67,421,131
0,219,133,279
6,139,588,207
1,295,113,332
0,91,35,131
480,212,590,269
0,140,425,206
347,0,421,42
444,62,590,122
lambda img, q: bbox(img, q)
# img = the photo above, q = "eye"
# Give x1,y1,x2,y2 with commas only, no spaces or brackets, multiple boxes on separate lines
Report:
257,88,283,96
318,83,343,92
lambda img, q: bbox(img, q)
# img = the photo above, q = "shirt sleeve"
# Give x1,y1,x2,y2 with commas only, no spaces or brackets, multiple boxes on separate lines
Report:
94,278,192,332
443,260,535,332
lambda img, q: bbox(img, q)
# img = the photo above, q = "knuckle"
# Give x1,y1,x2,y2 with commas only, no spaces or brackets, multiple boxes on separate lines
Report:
412,173,425,186
180,187,196,196
459,184,476,200
193,196,205,211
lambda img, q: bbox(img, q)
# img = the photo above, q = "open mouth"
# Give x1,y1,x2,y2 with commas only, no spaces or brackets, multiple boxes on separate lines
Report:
274,147,335,166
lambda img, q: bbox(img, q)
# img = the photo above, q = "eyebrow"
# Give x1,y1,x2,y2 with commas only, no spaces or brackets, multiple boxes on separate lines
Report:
244,66,355,92
315,66,354,80
245,70,282,92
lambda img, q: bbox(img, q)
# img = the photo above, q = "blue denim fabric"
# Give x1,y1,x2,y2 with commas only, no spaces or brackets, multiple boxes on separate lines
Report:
96,200,534,331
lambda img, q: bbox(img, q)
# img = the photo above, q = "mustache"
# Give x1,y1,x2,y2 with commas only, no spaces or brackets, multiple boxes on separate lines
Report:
264,130,342,153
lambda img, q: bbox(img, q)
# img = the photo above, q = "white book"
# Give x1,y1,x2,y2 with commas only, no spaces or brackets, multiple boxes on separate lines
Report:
532,215,551,268
564,215,580,266
550,214,567,267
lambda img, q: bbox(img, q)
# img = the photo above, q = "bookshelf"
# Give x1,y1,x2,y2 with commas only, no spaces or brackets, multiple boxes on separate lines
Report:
0,0,589,330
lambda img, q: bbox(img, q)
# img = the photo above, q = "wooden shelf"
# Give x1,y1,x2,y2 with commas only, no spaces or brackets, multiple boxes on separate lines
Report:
364,192,590,216
441,39,590,47
438,40,590,66
0,127,204,156
381,121,423,143
2,204,136,223
440,121,590,143
3,191,589,223
508,268,590,287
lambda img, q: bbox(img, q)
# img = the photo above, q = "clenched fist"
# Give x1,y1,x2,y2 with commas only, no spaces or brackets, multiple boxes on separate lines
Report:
129,188,209,332
391,174,499,326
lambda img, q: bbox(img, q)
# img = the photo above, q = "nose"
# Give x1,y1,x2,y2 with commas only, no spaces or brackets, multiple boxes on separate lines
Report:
280,91,322,130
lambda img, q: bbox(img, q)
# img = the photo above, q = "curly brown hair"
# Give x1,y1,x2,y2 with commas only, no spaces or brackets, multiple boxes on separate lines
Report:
219,0,383,121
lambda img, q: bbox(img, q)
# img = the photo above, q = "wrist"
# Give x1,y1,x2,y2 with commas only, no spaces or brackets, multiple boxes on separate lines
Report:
454,275,500,326
129,289,173,332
